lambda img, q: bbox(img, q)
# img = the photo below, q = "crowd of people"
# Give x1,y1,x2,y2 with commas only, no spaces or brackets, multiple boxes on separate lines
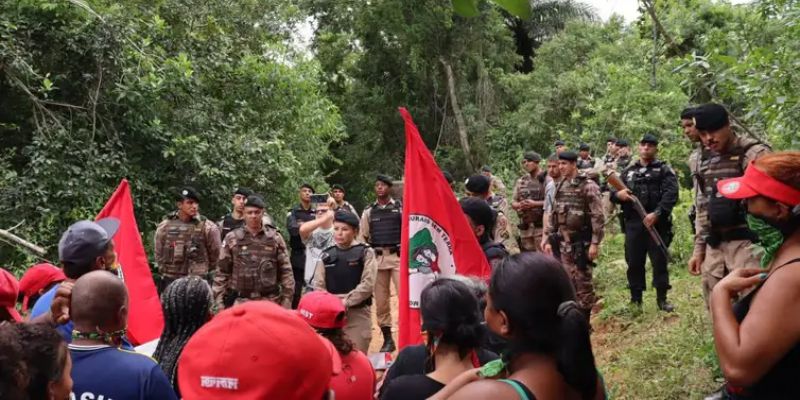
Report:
0,102,799,399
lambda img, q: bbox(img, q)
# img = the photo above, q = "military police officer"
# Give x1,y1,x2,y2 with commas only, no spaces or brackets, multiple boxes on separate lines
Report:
312,211,378,353
359,174,402,352
544,151,604,322
331,184,359,217
213,195,294,309
681,107,701,234
287,183,316,308
460,197,509,269
218,187,253,240
611,134,679,311
480,165,507,195
466,175,518,254
577,143,594,171
688,103,771,303
511,151,546,252
154,187,221,293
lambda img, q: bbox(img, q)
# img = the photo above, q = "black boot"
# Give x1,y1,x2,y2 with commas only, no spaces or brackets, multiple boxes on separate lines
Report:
630,289,643,306
656,288,674,312
379,326,396,353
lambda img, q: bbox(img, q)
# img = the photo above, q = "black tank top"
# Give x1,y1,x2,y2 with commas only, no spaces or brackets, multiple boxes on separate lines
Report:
728,257,800,399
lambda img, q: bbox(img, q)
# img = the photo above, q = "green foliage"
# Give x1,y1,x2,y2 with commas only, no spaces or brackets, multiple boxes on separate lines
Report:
0,0,343,270
452,0,532,18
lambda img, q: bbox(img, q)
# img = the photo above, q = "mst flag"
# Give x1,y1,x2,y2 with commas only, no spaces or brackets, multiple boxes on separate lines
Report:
398,107,492,348
96,179,163,345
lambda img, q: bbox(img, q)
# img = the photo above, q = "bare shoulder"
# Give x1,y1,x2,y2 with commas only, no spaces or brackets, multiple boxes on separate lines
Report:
450,379,518,400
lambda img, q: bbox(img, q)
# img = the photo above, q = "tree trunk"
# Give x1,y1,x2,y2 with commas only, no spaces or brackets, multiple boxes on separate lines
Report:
440,57,474,171
640,0,680,54
0,228,47,257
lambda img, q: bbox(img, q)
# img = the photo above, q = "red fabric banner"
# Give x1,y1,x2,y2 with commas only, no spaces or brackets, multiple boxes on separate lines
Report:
398,108,492,348
96,179,163,345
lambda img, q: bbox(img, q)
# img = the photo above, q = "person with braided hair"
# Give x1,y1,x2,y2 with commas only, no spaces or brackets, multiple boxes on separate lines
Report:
153,276,213,398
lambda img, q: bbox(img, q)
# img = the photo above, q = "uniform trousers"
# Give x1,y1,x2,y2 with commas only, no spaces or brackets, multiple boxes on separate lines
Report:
559,244,596,316
290,249,305,308
519,224,543,252
624,219,671,296
373,248,400,328
344,305,372,353
701,239,760,306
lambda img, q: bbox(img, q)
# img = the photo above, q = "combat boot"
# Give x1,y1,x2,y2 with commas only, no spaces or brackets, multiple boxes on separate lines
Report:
630,289,643,306
379,326,396,353
656,288,674,312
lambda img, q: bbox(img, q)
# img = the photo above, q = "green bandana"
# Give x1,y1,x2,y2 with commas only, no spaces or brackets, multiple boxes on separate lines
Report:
747,214,784,268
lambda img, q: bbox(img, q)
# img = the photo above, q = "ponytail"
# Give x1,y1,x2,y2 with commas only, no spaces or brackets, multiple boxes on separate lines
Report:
555,301,598,400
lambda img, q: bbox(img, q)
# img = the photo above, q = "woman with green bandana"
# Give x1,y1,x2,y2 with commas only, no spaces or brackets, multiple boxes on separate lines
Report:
710,151,800,399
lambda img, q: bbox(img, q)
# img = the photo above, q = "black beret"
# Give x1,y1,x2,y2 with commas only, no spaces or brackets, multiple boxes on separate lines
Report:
331,184,345,191
680,107,696,120
300,183,315,192
376,174,394,186
244,195,266,209
442,170,454,184
465,175,491,195
235,187,253,197
334,210,360,228
554,140,566,147
640,133,659,145
523,151,542,162
460,197,494,230
177,186,201,202
579,143,590,151
606,136,618,143
481,165,492,173
694,103,729,131
615,139,629,147
558,151,578,162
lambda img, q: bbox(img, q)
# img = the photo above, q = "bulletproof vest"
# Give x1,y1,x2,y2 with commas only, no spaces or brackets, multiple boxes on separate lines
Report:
220,214,244,241
230,227,280,295
553,177,591,235
623,160,667,213
322,244,366,295
577,157,594,170
368,201,402,246
515,174,545,225
698,138,762,229
159,216,209,277
288,206,316,251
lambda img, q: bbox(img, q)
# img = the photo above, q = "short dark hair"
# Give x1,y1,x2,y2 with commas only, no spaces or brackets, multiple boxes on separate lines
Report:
490,253,598,399
680,107,696,120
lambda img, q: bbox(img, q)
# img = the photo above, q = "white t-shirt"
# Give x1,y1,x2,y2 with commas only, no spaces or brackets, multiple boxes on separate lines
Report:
303,227,335,284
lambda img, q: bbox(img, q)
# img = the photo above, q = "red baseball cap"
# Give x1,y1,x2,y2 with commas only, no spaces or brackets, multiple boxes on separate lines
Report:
718,161,800,206
297,291,347,329
0,268,22,322
178,301,334,400
18,263,67,311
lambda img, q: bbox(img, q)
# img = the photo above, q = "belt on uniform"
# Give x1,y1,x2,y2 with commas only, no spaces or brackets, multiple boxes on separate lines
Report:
237,288,279,299
707,227,757,248
372,246,399,256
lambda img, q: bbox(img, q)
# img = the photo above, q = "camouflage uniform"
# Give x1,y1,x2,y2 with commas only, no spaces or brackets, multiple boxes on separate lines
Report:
312,242,378,353
547,174,604,317
212,226,294,309
490,175,507,195
487,194,518,254
154,214,221,291
694,135,770,303
512,173,546,252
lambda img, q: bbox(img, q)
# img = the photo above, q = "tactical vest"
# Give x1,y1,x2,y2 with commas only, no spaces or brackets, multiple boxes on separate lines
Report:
230,227,280,296
577,157,594,170
288,206,316,251
616,155,632,171
368,201,402,247
220,214,244,241
515,174,545,225
322,244,366,295
698,138,763,230
553,177,591,237
159,216,209,277
623,160,668,214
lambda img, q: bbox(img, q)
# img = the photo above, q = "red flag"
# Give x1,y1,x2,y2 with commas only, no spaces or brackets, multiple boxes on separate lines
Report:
96,179,164,345
398,108,491,348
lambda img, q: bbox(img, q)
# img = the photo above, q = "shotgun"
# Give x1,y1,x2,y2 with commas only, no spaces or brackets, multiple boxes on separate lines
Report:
604,170,671,261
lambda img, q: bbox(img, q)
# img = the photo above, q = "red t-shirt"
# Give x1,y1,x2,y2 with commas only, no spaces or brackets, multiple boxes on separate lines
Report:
330,350,375,400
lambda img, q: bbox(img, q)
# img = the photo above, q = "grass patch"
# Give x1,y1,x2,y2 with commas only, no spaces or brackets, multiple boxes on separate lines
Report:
592,224,723,399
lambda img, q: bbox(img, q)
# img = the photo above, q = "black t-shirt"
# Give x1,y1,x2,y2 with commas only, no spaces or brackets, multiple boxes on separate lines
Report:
379,345,498,397
381,375,444,400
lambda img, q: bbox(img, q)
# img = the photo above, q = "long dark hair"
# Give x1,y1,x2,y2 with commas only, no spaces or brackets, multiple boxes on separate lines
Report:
153,276,212,394
317,328,355,356
15,323,69,400
420,278,484,371
489,253,598,399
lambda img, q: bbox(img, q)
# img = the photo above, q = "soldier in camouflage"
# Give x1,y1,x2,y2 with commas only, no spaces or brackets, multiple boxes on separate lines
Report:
681,107,702,235
480,165,507,195
218,187,253,241
213,195,294,310
544,151,604,322
154,187,221,293
577,143,594,171
687,104,771,304
511,151,546,252
466,175,518,254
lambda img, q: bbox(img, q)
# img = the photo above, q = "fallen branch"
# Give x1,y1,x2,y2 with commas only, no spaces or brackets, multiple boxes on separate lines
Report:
0,228,47,257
